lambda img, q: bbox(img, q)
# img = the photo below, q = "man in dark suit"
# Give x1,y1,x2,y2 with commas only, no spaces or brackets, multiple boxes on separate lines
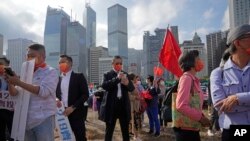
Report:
56,55,89,141
101,55,135,141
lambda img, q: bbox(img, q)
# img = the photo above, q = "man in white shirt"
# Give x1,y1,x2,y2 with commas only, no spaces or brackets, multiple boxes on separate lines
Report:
56,55,89,141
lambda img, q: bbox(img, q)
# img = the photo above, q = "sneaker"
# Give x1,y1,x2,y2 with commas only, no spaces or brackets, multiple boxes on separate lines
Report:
207,130,214,136
154,132,160,138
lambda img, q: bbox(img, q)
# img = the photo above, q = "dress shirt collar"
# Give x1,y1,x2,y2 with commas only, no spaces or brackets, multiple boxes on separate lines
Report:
224,57,250,71
61,69,72,77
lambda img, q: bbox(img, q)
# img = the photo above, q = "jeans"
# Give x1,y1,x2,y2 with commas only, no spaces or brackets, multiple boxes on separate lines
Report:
146,106,160,134
25,116,55,141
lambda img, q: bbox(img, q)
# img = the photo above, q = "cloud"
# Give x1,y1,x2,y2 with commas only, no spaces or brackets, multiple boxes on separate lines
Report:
96,23,107,47
128,0,187,49
221,6,229,31
203,8,214,21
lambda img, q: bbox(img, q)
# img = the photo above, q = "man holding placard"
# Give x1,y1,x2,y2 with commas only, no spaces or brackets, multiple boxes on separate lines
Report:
6,44,58,141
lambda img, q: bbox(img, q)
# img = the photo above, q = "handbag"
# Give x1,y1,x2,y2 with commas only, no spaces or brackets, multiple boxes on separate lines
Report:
161,105,172,122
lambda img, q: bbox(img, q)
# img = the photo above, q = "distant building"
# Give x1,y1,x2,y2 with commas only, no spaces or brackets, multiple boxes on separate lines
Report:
206,31,228,75
143,28,167,79
229,0,250,28
7,38,35,75
89,46,109,84
108,4,128,71
180,32,208,78
44,6,70,69
170,26,179,44
128,48,143,75
0,34,3,56
83,3,96,48
99,57,113,84
67,21,87,75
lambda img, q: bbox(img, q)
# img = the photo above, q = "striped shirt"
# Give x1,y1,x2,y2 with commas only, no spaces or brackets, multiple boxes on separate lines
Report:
25,66,58,129
210,58,250,129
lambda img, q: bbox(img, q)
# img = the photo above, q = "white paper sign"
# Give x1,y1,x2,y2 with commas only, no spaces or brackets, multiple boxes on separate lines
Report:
0,90,17,111
11,59,35,141
55,102,76,141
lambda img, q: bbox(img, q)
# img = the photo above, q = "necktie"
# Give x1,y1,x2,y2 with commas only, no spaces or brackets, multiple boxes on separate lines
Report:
117,83,122,99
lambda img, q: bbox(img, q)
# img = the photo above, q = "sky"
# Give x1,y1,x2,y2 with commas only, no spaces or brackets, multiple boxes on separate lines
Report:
0,0,229,51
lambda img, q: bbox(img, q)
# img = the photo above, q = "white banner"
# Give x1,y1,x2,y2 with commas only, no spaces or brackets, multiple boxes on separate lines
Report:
0,90,17,111
55,102,76,141
11,59,35,141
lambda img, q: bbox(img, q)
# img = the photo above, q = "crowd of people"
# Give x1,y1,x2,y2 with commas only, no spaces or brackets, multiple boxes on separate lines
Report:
0,24,250,141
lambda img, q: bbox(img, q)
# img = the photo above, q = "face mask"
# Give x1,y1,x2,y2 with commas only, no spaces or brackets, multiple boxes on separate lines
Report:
160,81,165,86
137,81,141,85
245,48,250,55
195,60,204,72
34,57,46,71
59,63,69,73
114,64,122,72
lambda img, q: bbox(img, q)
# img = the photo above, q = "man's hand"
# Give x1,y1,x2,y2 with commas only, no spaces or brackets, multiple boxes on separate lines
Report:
121,74,129,86
117,72,125,79
63,106,75,117
56,99,62,108
214,95,238,113
5,74,21,86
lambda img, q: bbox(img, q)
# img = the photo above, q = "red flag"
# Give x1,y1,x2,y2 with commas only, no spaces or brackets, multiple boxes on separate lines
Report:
154,66,163,76
159,29,183,77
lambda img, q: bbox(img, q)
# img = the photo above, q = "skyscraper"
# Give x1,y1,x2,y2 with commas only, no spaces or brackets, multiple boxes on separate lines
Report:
89,46,109,84
108,4,128,70
7,38,34,75
0,34,3,56
67,21,87,75
143,28,166,78
44,6,70,68
128,48,143,75
83,3,96,48
229,0,250,28
206,31,228,75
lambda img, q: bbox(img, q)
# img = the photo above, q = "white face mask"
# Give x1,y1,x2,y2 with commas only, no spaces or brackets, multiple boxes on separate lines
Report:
160,81,165,86
137,81,141,85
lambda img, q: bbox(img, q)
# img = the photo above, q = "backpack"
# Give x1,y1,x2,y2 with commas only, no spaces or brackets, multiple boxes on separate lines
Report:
160,81,179,122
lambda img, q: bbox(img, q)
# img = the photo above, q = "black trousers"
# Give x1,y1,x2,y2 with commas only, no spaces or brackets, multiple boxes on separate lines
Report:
69,118,87,141
222,129,230,141
105,99,129,141
0,109,14,141
173,127,201,141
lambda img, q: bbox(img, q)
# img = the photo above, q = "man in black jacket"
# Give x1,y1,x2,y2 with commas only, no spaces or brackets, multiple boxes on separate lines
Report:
101,55,135,141
56,55,89,141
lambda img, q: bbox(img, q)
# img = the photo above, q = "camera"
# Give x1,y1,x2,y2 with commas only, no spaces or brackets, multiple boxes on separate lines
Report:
4,67,14,76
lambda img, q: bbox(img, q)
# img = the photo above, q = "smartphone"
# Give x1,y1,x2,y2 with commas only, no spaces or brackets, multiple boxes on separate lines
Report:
4,67,14,76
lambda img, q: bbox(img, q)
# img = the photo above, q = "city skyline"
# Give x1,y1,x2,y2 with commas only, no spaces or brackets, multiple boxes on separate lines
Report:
1,0,228,52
